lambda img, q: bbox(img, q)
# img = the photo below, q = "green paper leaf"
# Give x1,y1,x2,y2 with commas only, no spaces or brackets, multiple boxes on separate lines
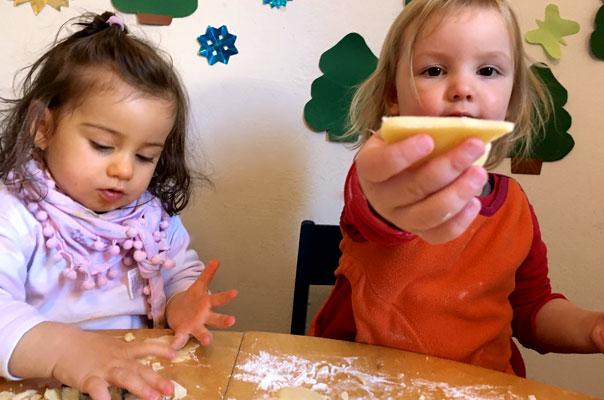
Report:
405,0,413,4
112,0,197,18
509,64,574,162
524,4,580,59
590,5,604,60
304,33,378,142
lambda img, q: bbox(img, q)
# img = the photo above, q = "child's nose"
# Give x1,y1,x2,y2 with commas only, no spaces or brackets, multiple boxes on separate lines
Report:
447,74,474,101
107,155,134,181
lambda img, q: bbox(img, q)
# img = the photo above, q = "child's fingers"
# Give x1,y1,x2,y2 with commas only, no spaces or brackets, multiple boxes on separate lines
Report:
187,259,221,294
136,364,174,397
357,133,434,183
81,376,111,400
109,365,163,400
392,165,486,232
416,198,482,244
209,289,238,308
376,138,486,208
191,326,213,346
129,341,175,361
205,312,236,329
170,332,190,351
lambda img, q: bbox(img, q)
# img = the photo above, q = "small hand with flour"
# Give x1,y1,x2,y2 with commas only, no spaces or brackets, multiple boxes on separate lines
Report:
356,131,487,244
10,322,176,400
166,259,237,350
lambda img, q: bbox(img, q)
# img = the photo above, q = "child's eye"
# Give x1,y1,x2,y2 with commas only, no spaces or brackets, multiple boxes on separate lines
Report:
421,67,444,77
89,140,112,151
478,67,499,77
136,154,155,163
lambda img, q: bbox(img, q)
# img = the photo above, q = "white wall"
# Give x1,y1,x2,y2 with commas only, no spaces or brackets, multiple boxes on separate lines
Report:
0,1,602,397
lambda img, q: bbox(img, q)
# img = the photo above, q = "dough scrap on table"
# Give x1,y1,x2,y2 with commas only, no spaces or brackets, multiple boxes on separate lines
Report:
264,387,328,400
143,335,200,363
123,332,136,342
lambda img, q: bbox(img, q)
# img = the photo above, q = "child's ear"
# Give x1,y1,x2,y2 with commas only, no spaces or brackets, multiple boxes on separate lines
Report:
385,87,400,116
33,108,54,150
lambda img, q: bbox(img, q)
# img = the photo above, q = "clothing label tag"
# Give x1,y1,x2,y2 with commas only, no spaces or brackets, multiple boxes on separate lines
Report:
127,268,144,300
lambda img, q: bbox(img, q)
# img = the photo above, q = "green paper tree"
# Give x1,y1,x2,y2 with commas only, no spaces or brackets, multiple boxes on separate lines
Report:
304,33,378,142
112,0,197,25
509,64,574,174
590,4,604,59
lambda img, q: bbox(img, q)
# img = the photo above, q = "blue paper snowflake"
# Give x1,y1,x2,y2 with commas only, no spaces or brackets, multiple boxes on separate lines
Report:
197,25,238,65
263,0,292,8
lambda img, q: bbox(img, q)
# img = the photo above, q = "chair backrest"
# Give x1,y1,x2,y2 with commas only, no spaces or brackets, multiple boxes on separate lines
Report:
290,220,343,335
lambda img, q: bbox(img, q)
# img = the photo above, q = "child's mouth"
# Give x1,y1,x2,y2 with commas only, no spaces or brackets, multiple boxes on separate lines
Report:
99,188,124,202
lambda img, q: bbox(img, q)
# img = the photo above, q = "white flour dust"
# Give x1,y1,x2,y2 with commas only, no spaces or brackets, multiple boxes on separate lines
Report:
231,351,527,400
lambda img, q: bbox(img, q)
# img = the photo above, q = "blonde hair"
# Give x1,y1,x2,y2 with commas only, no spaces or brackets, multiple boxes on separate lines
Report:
347,0,550,170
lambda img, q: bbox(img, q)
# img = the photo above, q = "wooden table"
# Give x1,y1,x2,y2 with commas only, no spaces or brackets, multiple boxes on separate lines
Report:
0,330,597,399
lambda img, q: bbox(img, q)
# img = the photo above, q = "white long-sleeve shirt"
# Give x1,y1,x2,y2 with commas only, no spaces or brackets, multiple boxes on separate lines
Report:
0,185,204,379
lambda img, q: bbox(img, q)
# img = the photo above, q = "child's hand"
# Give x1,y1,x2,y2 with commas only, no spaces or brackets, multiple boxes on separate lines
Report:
166,259,237,350
590,313,604,353
51,328,175,400
356,131,488,244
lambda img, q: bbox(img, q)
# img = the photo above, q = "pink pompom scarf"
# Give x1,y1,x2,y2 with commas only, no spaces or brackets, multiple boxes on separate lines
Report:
8,160,175,327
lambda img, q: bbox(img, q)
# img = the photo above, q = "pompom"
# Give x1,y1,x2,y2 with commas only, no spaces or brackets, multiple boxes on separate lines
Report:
106,268,118,279
133,250,146,262
163,259,176,270
81,280,95,290
45,237,58,248
35,210,48,221
62,269,77,280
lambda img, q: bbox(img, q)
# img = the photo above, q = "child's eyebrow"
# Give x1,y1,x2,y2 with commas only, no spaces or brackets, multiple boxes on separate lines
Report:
82,122,165,148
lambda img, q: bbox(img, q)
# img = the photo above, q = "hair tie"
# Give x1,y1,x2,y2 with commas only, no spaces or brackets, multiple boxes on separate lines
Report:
106,15,125,31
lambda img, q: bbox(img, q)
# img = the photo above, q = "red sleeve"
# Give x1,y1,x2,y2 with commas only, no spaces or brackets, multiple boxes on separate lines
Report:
341,161,416,246
510,202,566,353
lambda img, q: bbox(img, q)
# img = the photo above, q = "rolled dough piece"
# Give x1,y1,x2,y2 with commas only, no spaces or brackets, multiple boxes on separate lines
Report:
265,387,328,400
381,116,514,167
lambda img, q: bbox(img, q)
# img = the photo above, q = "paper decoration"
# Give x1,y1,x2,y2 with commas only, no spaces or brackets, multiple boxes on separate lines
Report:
12,0,68,14
524,4,580,59
197,25,238,65
404,0,412,4
304,33,378,142
590,4,604,60
112,0,197,25
263,0,291,8
509,64,574,175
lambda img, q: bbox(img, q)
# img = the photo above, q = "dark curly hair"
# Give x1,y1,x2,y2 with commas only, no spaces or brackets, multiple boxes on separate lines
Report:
0,11,207,215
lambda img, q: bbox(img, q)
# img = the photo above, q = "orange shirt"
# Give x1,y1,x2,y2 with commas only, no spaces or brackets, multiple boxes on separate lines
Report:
310,166,564,375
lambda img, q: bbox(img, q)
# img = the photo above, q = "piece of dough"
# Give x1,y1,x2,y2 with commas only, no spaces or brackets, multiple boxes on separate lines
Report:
265,387,328,400
381,116,514,167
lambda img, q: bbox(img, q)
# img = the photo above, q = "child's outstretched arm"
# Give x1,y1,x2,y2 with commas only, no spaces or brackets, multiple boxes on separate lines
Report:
166,259,237,350
534,298,604,354
355,131,488,244
9,322,176,400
